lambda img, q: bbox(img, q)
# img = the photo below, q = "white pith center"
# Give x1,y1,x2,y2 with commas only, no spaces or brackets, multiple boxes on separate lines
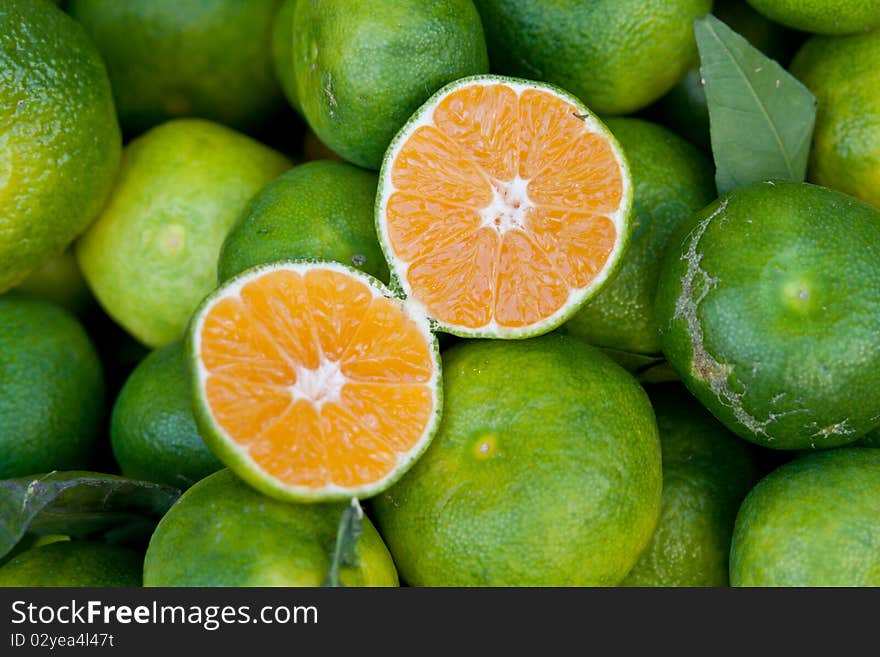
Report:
289,359,347,410
480,176,534,233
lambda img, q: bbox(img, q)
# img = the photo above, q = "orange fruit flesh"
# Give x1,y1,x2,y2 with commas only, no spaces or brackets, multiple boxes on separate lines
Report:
387,83,623,329
198,267,436,490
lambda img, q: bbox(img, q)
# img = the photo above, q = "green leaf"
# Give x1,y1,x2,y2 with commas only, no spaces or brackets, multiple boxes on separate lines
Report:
323,498,363,587
0,471,181,559
695,14,816,195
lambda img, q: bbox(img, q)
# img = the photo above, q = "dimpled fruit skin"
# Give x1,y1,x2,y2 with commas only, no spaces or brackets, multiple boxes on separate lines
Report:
791,32,880,208
143,470,398,587
746,0,880,35
76,119,290,348
218,160,388,283
290,0,489,169
110,341,222,489
372,334,662,586
0,296,104,479
622,385,759,587
655,181,880,450
0,541,142,587
68,0,284,134
731,449,880,586
564,118,715,355
0,0,121,292
472,0,712,116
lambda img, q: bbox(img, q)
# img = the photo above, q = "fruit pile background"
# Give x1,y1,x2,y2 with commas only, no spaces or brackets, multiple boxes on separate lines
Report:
1,0,879,588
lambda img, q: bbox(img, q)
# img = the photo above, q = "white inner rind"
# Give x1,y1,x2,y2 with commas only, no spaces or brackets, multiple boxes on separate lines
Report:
480,175,534,233
289,358,347,410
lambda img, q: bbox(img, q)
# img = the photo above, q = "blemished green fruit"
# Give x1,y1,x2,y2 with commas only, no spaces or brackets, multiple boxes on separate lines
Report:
731,448,880,586
791,31,880,208
622,384,759,587
0,296,105,479
143,470,399,586
76,119,290,348
746,0,880,35
563,118,715,356
0,541,142,587
287,0,489,169
111,341,222,489
218,160,388,283
372,334,662,586
0,0,121,292
656,181,880,451
68,0,285,134
472,0,712,116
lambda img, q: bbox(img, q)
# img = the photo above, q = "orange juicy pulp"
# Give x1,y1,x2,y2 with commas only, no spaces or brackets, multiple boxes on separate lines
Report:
386,83,624,330
197,266,437,491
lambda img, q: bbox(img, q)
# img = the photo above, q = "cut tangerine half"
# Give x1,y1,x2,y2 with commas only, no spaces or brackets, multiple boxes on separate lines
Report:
377,75,633,338
188,261,441,502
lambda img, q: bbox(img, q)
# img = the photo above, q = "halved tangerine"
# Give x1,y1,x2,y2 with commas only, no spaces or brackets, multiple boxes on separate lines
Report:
377,75,633,338
188,261,441,502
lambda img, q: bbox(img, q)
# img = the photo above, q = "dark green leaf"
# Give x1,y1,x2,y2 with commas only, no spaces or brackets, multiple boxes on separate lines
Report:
695,14,816,195
0,471,181,559
323,498,363,587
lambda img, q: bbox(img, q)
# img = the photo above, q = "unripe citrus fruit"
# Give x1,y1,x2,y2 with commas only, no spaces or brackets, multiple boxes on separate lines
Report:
373,334,662,586
656,181,880,450
68,0,285,134
144,469,398,586
0,296,105,479
218,160,388,283
731,449,880,586
76,119,290,348
0,0,120,291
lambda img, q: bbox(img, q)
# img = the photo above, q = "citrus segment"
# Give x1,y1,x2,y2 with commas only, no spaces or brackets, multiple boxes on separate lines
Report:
386,195,482,262
432,83,520,180
379,76,631,338
406,229,498,329
205,376,291,445
495,230,569,328
190,262,441,501
302,268,375,362
528,209,616,289
239,269,322,371
391,126,492,207
200,297,297,387
340,296,435,383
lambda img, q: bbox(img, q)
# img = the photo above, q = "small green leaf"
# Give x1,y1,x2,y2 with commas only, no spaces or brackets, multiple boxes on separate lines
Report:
323,498,363,587
695,14,816,195
0,471,181,559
